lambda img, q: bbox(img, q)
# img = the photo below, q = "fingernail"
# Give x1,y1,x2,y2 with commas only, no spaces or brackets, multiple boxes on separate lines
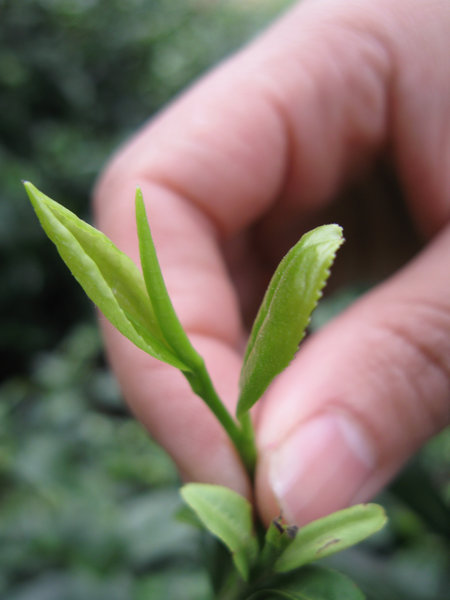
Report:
269,412,376,525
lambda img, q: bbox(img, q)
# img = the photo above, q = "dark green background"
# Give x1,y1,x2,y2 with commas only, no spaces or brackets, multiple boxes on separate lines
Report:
0,1,448,599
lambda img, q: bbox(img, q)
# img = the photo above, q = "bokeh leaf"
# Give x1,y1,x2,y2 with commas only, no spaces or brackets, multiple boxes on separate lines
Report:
180,483,258,581
24,182,188,370
237,225,344,418
274,503,387,573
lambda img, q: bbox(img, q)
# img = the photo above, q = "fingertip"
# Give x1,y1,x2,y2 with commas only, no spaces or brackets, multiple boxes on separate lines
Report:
255,451,281,528
256,411,376,526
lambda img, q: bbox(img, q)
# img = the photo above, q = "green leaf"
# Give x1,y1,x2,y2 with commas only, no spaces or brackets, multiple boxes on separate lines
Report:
24,182,188,370
180,483,259,581
246,565,365,600
135,190,253,467
274,503,387,573
174,504,204,530
237,225,344,419
257,516,298,574
135,189,203,371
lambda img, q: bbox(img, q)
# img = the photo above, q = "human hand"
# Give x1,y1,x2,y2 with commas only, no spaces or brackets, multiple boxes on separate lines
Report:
93,0,450,526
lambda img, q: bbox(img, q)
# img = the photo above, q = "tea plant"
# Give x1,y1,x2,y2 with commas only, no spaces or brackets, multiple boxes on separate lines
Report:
24,182,386,599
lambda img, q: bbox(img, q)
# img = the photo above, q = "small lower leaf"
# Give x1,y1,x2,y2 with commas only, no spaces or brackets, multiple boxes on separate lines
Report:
180,483,258,581
274,503,387,573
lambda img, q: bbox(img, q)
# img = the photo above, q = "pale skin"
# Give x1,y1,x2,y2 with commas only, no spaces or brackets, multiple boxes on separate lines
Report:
94,0,450,527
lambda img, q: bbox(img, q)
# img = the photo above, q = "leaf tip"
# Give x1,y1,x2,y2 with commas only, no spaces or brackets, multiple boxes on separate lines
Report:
135,185,144,203
23,181,44,212
23,180,34,196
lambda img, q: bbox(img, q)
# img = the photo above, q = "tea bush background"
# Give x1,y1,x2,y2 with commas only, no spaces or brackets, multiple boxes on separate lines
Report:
0,1,449,599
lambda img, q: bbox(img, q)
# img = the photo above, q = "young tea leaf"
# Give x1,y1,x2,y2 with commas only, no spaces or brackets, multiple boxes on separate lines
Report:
180,483,259,581
246,565,365,600
24,182,188,370
237,225,344,419
135,189,203,371
274,503,387,573
257,516,298,574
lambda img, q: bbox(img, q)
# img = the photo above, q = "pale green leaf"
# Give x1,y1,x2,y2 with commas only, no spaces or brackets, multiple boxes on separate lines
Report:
180,483,259,581
24,182,188,370
237,225,344,419
274,503,387,573
246,565,365,599
135,189,203,370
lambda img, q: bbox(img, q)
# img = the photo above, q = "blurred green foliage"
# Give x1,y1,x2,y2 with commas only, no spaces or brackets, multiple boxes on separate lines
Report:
0,1,449,599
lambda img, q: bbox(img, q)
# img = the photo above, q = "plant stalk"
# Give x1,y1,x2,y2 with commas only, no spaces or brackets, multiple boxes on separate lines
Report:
184,362,257,477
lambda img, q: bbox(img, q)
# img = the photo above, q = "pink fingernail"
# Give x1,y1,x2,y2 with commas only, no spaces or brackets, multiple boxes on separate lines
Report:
269,412,376,525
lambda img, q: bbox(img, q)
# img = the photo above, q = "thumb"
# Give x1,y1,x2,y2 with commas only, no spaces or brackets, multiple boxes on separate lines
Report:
255,225,450,526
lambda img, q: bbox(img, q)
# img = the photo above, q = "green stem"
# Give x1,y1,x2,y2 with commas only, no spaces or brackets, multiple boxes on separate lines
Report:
184,361,257,477
238,410,257,479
